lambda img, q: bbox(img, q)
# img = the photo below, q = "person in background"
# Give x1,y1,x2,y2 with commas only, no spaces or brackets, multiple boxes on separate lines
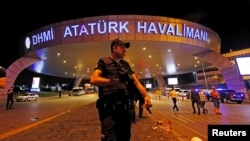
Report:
190,86,201,115
135,73,145,119
169,87,179,111
90,38,151,141
198,89,208,114
210,86,222,115
58,85,62,98
130,92,137,124
6,86,14,110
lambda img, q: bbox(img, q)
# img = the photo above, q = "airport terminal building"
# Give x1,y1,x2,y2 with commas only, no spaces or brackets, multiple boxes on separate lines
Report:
0,15,249,99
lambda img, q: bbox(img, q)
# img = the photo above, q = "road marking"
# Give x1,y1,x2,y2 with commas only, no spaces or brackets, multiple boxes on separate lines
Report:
0,109,72,140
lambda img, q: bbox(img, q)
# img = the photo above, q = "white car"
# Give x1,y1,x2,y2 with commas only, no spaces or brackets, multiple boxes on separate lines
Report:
16,92,39,102
71,87,86,96
178,90,190,97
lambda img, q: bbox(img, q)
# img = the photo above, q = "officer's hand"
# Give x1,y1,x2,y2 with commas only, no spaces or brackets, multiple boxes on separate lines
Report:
142,96,152,108
142,101,153,114
143,95,151,105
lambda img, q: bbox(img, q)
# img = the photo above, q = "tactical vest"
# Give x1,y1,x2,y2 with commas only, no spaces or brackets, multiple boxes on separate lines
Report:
98,57,130,101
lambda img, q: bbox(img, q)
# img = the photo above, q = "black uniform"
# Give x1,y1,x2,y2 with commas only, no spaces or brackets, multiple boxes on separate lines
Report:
6,87,14,110
190,88,201,114
95,57,135,141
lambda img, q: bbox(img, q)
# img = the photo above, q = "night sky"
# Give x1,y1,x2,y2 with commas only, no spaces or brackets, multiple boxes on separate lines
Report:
1,1,250,70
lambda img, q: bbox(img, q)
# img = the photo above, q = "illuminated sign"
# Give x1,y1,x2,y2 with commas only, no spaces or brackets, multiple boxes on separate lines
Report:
32,77,40,89
168,77,178,85
235,57,250,76
25,16,211,50
63,21,207,41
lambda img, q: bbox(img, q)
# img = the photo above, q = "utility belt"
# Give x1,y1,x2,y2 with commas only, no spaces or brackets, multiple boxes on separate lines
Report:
101,88,129,96
96,98,134,111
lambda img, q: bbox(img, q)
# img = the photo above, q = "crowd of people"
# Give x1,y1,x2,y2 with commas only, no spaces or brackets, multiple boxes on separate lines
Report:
167,85,222,116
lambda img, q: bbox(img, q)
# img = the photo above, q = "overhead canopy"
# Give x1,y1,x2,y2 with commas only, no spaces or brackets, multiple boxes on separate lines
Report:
20,15,220,79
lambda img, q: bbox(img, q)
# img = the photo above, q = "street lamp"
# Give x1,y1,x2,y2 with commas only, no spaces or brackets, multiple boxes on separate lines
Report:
201,63,208,89
195,58,208,89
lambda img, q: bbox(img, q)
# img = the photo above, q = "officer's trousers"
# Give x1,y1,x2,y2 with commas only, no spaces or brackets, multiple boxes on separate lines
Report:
97,99,132,141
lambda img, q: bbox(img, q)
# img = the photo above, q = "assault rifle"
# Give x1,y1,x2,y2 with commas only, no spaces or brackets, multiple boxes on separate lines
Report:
111,59,153,114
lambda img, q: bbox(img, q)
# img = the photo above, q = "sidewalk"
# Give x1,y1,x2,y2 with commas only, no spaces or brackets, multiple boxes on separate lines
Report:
0,99,189,141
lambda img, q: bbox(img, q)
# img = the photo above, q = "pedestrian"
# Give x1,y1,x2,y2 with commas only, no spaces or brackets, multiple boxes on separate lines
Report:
169,87,179,111
190,86,201,115
130,73,146,123
130,95,137,124
135,73,145,119
210,86,222,115
198,89,208,114
58,86,62,98
90,38,151,141
59,90,62,98
6,86,14,110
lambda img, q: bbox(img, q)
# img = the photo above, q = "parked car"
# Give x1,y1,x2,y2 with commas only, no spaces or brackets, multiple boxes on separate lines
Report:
16,92,39,102
85,87,95,94
71,87,86,96
178,89,190,97
220,89,245,104
207,89,245,104
163,88,172,96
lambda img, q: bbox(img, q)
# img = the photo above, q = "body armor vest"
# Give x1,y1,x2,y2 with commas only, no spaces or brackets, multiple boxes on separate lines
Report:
98,57,128,101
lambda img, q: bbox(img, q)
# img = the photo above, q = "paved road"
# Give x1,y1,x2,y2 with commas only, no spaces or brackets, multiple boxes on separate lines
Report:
0,93,249,141
0,94,187,141
150,95,250,141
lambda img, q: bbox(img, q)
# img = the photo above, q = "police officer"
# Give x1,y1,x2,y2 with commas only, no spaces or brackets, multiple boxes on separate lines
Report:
90,38,151,141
